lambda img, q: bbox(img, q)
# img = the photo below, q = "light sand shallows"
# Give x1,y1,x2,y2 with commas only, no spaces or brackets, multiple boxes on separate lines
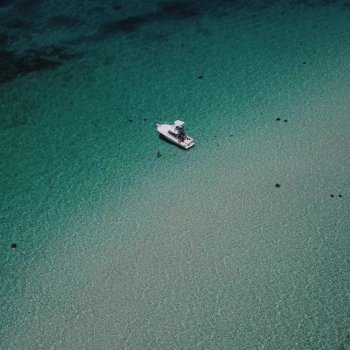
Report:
3,86,349,349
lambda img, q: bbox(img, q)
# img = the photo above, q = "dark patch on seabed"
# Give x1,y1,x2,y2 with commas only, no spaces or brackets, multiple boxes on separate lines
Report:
0,0,11,8
0,47,79,84
0,0,347,84
0,32,9,45
16,0,44,15
293,0,337,5
159,1,199,18
99,1,200,35
6,18,32,30
0,1,201,84
48,15,81,29
0,0,12,8
100,14,154,34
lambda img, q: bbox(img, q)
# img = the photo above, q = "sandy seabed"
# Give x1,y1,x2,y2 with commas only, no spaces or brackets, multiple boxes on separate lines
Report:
1,1,350,349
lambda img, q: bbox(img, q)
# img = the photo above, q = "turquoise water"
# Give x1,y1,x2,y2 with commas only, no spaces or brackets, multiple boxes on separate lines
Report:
1,0,350,348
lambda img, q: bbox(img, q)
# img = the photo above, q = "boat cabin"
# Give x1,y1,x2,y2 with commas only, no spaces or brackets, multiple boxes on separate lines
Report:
169,120,186,140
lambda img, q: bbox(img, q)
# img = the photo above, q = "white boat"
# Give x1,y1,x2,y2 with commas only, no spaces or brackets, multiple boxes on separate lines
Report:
156,120,195,149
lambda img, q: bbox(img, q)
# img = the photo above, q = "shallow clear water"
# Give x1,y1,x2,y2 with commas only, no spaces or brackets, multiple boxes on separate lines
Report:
1,0,350,349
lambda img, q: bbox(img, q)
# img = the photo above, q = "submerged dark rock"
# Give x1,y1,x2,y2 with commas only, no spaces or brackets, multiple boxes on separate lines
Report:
275,183,281,188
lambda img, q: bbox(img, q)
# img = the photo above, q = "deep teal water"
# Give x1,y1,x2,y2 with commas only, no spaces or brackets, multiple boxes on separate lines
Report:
1,0,350,349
